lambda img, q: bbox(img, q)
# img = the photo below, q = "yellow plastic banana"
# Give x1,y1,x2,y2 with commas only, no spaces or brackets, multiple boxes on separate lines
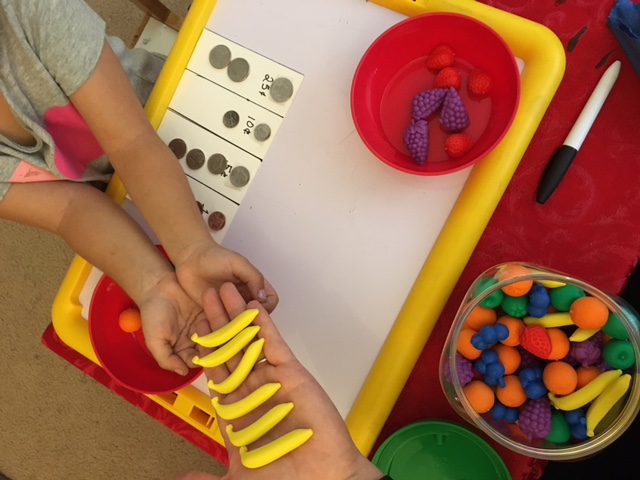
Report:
586,373,632,437
548,369,622,411
527,268,567,288
569,327,600,342
207,338,266,395
192,309,259,348
192,325,260,368
226,402,295,447
523,312,573,328
212,382,281,421
239,428,314,469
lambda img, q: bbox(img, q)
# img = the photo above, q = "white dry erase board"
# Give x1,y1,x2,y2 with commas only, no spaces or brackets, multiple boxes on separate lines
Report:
79,0,473,418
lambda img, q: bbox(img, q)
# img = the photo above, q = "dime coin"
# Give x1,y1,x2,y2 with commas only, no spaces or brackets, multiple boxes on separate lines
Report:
227,58,250,82
207,153,228,175
209,44,231,69
185,149,205,170
229,166,251,187
270,77,294,102
254,123,271,142
168,138,187,159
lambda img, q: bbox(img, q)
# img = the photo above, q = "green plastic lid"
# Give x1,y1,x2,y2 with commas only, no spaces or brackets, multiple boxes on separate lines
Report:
372,421,511,480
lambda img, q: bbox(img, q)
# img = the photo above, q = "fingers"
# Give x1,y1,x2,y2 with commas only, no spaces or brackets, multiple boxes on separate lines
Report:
174,471,222,480
230,257,279,312
145,338,190,376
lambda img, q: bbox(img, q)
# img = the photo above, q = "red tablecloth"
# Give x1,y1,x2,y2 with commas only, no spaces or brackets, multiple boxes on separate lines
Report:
43,1,640,478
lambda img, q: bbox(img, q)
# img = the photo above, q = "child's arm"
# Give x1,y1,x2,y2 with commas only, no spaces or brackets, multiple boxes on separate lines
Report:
0,180,210,375
68,41,278,311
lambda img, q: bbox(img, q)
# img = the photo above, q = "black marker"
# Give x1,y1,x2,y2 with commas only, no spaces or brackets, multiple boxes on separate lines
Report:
536,60,621,204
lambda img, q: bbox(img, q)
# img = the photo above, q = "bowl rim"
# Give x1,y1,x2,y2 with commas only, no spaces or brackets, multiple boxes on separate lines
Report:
440,262,640,460
350,12,522,176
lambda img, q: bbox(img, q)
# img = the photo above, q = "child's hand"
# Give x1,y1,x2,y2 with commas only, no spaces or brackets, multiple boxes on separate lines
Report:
173,242,279,314
136,270,213,376
174,283,383,480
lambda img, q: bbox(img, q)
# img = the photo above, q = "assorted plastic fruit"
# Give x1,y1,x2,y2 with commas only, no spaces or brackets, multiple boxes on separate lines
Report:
449,263,637,445
403,43,492,165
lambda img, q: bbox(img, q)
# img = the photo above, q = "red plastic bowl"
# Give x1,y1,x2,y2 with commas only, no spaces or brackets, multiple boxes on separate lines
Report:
351,13,521,175
89,274,202,395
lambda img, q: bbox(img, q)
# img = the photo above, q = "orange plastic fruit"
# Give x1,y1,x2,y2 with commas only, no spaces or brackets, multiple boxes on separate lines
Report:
464,305,497,330
576,365,602,389
118,307,142,333
497,264,533,297
493,344,521,374
546,328,571,360
569,296,609,330
496,375,527,407
463,380,495,414
457,328,483,360
496,316,525,347
543,361,578,396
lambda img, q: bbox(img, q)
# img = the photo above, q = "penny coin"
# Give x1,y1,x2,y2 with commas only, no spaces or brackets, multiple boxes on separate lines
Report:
168,138,187,159
209,44,231,69
207,153,228,175
270,77,294,102
222,110,240,128
207,211,226,231
254,123,271,142
229,166,251,187
227,58,250,82
185,149,205,170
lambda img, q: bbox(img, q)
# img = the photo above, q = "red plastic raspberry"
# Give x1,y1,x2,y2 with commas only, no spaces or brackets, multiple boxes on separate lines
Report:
426,44,456,70
434,67,462,90
519,325,552,359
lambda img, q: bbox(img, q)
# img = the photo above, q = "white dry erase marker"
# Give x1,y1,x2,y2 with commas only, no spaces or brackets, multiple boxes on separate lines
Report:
536,60,621,204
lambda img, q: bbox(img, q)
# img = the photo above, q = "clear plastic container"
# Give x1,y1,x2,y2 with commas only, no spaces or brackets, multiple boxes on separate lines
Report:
440,262,640,460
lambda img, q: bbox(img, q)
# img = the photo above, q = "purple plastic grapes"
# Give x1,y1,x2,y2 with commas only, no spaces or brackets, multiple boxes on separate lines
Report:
518,397,552,439
439,87,470,132
403,119,429,165
410,88,448,120
569,331,602,367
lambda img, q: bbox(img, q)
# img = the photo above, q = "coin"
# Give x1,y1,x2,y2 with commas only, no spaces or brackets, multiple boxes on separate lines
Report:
227,58,250,82
222,110,240,128
207,211,226,231
168,138,187,159
229,166,250,187
185,149,205,170
209,44,231,69
207,153,228,175
254,123,271,142
270,77,294,103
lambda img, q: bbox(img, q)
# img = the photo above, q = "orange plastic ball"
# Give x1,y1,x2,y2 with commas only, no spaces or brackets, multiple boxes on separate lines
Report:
576,366,602,389
569,296,609,330
457,328,483,360
547,328,571,360
497,264,533,297
496,375,527,407
493,344,521,374
496,316,525,347
118,307,142,333
543,361,578,396
463,380,495,414
464,305,497,330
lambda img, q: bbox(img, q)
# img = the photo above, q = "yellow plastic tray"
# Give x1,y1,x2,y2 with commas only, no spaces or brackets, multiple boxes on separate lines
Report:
51,0,565,457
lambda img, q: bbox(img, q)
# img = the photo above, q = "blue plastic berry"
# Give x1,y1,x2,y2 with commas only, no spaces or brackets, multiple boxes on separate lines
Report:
504,407,520,423
475,358,488,375
565,409,586,426
481,350,499,364
490,402,507,420
493,323,510,342
439,87,470,132
523,380,547,400
519,366,543,386
527,284,550,317
470,334,488,351
403,120,429,165
479,325,498,345
410,88,448,120
486,362,505,379
484,374,505,387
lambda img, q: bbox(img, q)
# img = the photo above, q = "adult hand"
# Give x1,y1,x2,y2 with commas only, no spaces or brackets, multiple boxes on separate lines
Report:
173,241,279,315
175,283,382,480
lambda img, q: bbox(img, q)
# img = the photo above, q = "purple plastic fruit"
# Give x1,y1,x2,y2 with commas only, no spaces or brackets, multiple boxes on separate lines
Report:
403,119,429,165
410,88,448,120
518,397,552,439
439,87,470,132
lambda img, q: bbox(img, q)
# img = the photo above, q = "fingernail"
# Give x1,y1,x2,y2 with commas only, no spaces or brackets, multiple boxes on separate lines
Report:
257,289,267,302
174,369,187,376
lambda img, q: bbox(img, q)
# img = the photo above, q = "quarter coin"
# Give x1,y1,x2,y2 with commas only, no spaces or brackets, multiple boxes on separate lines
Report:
185,149,205,170
209,44,232,69
229,166,251,187
207,153,228,175
270,77,294,102
227,58,250,82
